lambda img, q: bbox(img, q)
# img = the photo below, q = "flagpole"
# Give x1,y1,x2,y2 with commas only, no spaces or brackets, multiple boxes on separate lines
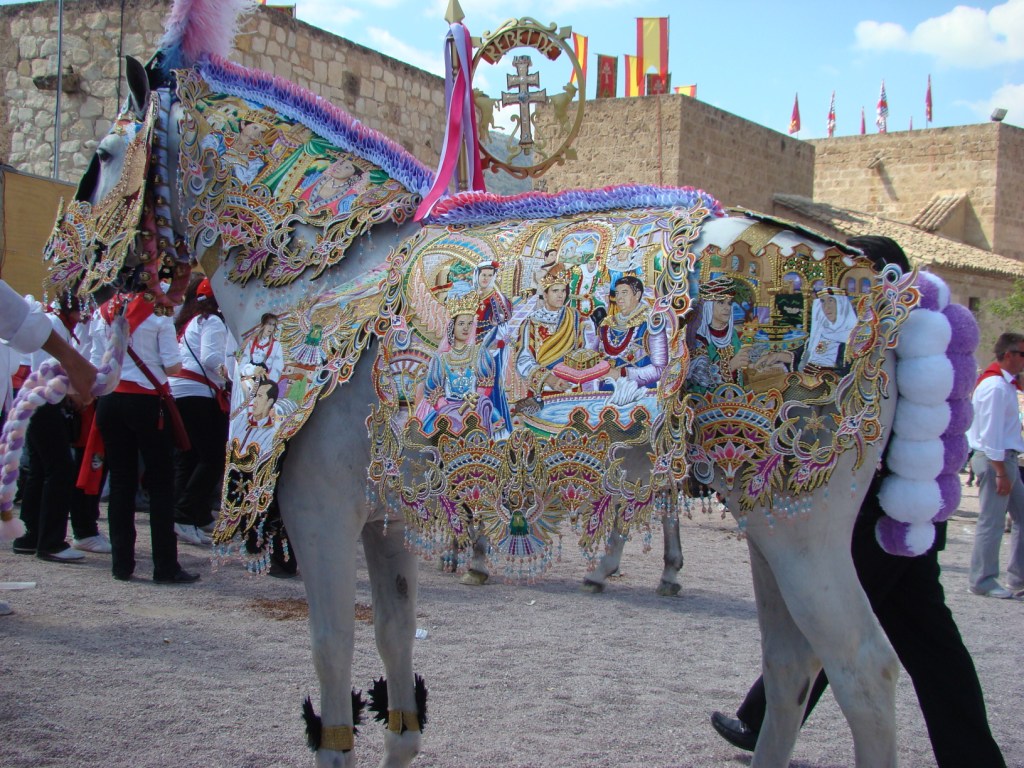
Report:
53,0,64,180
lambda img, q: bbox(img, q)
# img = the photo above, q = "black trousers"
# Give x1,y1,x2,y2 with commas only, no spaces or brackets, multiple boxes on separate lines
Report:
96,392,180,580
172,395,227,527
737,502,1005,768
18,402,74,554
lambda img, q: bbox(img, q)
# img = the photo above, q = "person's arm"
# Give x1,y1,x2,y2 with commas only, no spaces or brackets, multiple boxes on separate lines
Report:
199,316,228,384
156,318,183,377
0,280,50,354
42,330,98,404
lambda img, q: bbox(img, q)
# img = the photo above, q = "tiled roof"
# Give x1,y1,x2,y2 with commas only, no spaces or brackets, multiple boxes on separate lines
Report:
773,194,1024,278
910,191,968,232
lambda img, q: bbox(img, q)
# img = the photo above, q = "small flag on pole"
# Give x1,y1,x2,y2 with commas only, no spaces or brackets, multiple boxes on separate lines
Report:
876,80,889,134
637,17,669,78
625,54,642,97
569,33,588,87
646,73,670,95
596,54,617,99
926,74,933,124
827,91,836,138
909,116,914,131
789,93,801,135
860,107,866,135
674,84,697,97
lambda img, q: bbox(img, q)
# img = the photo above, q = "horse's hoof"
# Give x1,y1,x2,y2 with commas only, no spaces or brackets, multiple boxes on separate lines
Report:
656,580,682,597
580,579,605,594
459,570,488,586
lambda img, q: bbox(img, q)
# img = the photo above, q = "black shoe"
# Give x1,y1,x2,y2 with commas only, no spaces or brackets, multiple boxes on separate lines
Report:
153,569,201,585
12,536,36,555
710,711,758,752
112,570,134,582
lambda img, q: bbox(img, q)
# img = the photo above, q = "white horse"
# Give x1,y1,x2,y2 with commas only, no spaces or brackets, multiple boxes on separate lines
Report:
48,6,972,765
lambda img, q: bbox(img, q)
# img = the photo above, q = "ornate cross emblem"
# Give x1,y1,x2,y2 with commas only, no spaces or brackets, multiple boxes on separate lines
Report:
501,55,547,155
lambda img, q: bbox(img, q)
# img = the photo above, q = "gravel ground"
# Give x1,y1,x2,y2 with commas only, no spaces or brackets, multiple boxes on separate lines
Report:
0,476,1021,768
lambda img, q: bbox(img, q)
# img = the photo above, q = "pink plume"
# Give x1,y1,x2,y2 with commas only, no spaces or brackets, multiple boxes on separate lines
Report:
160,0,254,67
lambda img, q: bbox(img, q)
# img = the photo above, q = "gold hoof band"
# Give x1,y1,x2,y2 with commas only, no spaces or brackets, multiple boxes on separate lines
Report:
387,710,421,734
320,725,355,752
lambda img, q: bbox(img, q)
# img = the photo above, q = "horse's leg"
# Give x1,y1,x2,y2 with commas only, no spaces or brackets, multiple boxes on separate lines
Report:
280,485,360,768
741,461,899,767
277,366,376,768
581,524,626,593
459,525,490,586
361,518,421,768
656,504,683,596
746,535,821,767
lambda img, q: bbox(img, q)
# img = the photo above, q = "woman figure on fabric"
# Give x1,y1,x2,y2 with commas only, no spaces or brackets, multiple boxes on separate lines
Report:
297,156,365,217
415,286,504,437
799,286,857,373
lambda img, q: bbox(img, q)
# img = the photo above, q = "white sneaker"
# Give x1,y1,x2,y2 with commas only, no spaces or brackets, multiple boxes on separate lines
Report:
0,601,12,616
174,523,212,546
968,584,1014,599
73,534,112,554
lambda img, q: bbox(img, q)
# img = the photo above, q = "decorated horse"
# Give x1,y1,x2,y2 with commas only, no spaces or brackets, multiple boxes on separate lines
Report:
36,2,977,766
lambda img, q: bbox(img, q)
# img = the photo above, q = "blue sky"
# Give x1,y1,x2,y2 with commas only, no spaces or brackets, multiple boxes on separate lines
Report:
287,0,1024,136
5,0,1022,136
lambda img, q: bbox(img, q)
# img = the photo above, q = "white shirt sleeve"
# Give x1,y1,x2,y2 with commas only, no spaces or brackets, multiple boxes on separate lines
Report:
157,317,183,371
199,316,228,386
0,280,52,354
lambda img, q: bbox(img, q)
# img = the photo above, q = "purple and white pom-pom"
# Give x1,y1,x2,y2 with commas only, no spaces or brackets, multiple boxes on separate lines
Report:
0,317,126,540
876,272,977,556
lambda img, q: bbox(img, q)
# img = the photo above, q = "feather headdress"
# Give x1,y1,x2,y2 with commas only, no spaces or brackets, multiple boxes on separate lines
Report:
159,0,253,71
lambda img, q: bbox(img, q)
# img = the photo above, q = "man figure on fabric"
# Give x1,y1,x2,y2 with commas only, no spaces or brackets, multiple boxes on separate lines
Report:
967,331,1024,599
516,264,595,395
596,276,668,391
231,377,279,456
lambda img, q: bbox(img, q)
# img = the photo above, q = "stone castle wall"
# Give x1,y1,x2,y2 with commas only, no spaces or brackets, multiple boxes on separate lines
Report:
537,94,814,212
0,0,447,182
808,125,1024,261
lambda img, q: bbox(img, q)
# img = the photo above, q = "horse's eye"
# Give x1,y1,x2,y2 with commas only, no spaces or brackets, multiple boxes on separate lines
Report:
96,147,112,163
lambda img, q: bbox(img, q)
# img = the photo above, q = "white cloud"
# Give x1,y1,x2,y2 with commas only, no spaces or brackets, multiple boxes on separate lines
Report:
364,27,445,76
855,0,1024,68
295,2,363,35
967,81,1024,126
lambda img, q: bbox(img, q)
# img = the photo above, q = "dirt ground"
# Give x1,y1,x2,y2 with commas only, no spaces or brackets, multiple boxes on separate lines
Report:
0,478,1021,768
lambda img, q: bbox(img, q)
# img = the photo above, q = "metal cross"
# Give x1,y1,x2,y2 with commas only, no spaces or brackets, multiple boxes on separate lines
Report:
501,55,547,154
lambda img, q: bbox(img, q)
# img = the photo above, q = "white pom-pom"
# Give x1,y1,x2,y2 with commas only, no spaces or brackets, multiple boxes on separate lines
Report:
893,401,950,441
886,437,945,481
895,310,951,359
878,475,941,524
26,391,46,407
903,521,937,555
46,377,68,401
896,355,953,405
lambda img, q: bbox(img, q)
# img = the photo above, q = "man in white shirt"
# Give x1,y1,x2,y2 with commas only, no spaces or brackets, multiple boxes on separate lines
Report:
966,332,1024,598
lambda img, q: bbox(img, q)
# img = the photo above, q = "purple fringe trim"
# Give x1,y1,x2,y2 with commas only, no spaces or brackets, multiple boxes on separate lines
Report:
198,56,435,197
426,185,726,226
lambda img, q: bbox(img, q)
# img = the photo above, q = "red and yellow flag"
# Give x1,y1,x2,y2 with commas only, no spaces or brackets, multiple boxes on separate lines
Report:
637,17,669,80
789,93,801,135
569,33,588,87
674,84,696,98
625,54,642,97
596,54,617,99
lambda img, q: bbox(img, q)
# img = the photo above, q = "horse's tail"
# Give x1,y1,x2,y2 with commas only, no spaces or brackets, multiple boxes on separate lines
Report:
853,237,978,556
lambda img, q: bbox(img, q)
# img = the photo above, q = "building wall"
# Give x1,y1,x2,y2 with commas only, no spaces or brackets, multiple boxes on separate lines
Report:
538,94,815,212
993,123,1024,262
807,126,1024,260
0,0,446,183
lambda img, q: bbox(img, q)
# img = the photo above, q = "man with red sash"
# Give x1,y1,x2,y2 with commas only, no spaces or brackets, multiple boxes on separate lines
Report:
967,331,1024,599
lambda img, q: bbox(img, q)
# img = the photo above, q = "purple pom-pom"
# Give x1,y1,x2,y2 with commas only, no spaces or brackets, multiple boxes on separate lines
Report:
915,274,942,311
934,472,962,521
943,303,980,355
948,353,978,400
940,433,969,475
875,516,936,557
943,398,973,437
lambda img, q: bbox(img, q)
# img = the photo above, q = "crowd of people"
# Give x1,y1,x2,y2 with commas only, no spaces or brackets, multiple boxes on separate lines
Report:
1,275,233,598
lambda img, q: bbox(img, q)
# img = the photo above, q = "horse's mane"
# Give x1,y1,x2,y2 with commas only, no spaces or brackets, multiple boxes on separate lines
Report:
160,0,252,71
197,56,435,197
426,185,726,226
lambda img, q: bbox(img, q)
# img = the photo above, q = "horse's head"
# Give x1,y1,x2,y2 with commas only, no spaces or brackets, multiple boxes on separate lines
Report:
46,54,191,312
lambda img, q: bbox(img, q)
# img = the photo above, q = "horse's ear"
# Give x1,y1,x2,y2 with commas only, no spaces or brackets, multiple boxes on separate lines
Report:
125,55,150,112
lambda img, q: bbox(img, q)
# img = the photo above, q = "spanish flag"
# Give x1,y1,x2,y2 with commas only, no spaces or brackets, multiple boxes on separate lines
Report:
637,17,669,79
569,33,588,87
674,84,696,98
625,54,642,97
